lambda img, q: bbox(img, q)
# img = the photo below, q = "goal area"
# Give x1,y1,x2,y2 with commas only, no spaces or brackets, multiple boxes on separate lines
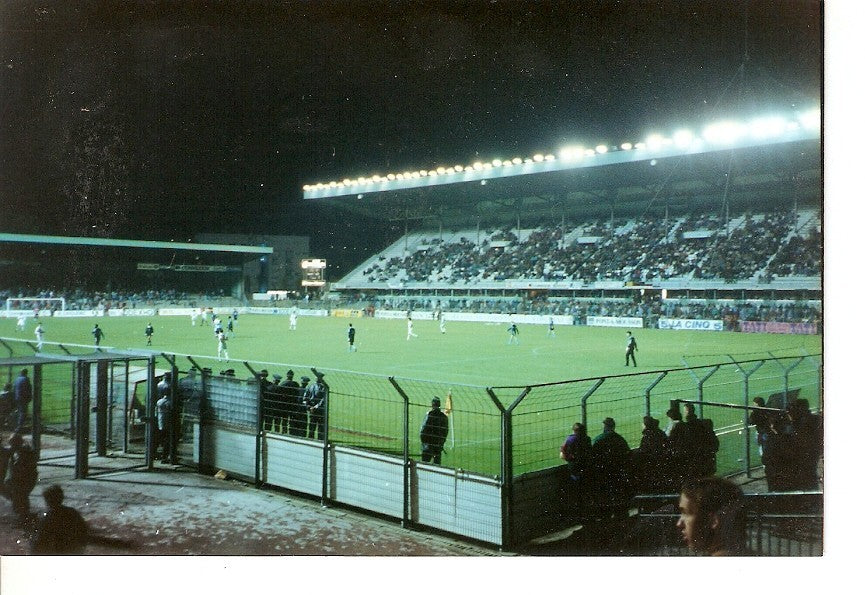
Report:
5,297,66,312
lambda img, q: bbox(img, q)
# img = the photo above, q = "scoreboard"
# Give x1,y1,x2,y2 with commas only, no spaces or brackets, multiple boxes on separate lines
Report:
301,258,327,287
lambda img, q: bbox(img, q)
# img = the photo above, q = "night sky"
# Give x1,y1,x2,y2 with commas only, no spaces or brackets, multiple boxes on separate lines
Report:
0,1,822,275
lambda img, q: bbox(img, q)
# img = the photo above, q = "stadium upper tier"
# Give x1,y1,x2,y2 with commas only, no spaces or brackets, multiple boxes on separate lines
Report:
332,208,820,292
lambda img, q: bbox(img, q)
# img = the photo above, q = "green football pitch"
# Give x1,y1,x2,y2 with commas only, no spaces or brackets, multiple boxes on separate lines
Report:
1,314,821,477
1,314,821,385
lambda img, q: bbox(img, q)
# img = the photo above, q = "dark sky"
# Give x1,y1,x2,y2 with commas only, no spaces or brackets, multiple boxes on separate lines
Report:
0,0,822,273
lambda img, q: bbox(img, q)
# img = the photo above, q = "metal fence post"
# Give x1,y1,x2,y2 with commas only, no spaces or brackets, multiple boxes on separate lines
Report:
580,378,606,427
32,363,42,458
643,372,668,417
144,355,156,470
497,386,529,550
728,357,765,477
388,377,411,529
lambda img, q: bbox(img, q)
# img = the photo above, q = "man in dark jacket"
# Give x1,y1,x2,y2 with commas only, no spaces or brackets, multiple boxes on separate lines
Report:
2,433,38,520
31,484,88,555
13,369,32,432
590,417,633,510
420,397,449,464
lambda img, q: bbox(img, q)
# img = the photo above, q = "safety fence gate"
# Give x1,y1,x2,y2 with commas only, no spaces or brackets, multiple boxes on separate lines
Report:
0,338,161,479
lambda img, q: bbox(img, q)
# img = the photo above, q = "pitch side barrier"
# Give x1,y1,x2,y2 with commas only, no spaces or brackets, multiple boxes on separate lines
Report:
0,334,822,549
136,349,820,549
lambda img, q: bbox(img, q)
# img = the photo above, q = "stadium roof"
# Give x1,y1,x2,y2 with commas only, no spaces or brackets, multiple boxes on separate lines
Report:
0,233,273,254
304,111,821,226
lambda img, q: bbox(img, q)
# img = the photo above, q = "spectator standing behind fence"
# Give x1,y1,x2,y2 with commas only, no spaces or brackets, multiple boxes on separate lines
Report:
589,417,633,512
632,415,670,493
1,433,38,522
625,331,638,367
560,422,591,485
677,477,748,556
13,368,32,432
762,410,795,491
178,368,202,442
0,383,13,430
155,373,173,463
296,376,311,436
748,397,773,457
683,403,720,478
279,371,302,436
420,397,449,465
31,484,88,554
305,374,328,440
788,398,823,491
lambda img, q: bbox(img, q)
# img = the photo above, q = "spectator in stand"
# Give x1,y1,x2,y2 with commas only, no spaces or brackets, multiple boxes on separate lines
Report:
589,417,633,513
560,422,591,483
788,398,823,491
13,368,32,432
748,397,774,457
295,376,311,437
632,415,670,493
677,477,748,556
304,373,328,440
278,370,303,436
1,433,39,522
681,403,720,479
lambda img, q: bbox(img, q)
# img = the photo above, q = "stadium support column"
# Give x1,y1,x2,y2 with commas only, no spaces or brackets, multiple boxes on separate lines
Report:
388,377,411,529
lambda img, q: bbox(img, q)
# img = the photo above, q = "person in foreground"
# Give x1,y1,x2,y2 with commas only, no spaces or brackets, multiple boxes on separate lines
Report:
31,484,88,554
677,476,749,556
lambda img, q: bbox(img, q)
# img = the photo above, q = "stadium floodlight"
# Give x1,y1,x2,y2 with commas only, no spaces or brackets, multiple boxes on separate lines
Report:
634,142,646,150
492,159,502,167
748,116,786,139
620,142,633,151
428,170,438,177
595,145,608,154
446,167,455,174
411,171,421,178
559,145,584,161
454,165,464,172
473,161,483,170
703,120,747,144
673,129,695,148
436,166,446,174
544,154,555,161
512,157,523,164
532,154,544,162
503,159,512,166
646,134,666,150
419,170,428,176
387,173,396,180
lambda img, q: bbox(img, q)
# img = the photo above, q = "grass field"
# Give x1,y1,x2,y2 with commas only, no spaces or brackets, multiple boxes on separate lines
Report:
1,313,822,477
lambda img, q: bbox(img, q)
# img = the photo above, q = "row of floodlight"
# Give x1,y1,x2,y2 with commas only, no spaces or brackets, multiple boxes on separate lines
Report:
302,108,820,192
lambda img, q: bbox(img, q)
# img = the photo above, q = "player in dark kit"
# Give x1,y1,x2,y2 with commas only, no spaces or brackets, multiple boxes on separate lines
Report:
625,331,638,366
145,322,154,346
92,324,105,346
347,324,357,352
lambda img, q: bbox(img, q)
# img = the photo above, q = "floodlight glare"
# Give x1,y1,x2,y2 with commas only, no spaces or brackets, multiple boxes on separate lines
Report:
646,134,665,150
620,142,633,151
436,166,446,174
748,117,786,139
446,167,455,174
559,146,584,161
672,129,694,148
512,157,523,164
492,159,502,167
584,149,596,157
396,173,404,180
799,108,820,130
419,170,428,176
544,154,555,161
473,161,483,170
595,145,608,154
533,154,544,162
703,120,747,144
503,159,513,166
454,165,464,172
387,173,396,180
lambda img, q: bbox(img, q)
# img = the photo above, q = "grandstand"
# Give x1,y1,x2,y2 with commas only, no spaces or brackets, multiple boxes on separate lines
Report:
306,110,821,313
